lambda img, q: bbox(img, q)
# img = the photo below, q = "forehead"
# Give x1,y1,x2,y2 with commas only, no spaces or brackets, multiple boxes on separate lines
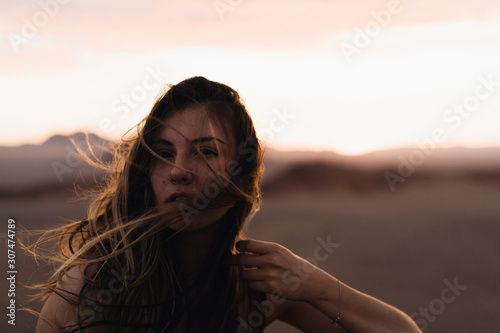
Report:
158,106,231,143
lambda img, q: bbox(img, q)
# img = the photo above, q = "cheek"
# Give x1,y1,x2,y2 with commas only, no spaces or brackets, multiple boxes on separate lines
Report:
201,160,231,185
198,167,217,182
149,165,166,200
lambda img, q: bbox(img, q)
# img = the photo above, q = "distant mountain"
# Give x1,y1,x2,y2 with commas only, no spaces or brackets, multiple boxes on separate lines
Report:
265,146,500,170
263,146,500,194
40,132,107,147
0,132,113,196
1,133,499,197
261,161,389,194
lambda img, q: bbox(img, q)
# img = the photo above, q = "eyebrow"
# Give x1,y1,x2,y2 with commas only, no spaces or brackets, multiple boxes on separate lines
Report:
154,136,226,146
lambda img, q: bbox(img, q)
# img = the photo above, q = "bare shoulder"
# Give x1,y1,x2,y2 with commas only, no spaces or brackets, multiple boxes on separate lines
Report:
36,265,103,333
264,293,347,333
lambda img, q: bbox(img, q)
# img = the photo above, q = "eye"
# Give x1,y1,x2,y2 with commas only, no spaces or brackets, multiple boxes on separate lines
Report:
199,147,219,157
157,151,174,159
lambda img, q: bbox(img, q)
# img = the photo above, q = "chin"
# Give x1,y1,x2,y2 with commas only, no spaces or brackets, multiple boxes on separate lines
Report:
168,218,218,232
168,205,230,233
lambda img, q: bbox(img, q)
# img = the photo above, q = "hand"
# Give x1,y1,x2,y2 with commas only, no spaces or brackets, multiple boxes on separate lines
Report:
227,239,331,303
227,239,422,333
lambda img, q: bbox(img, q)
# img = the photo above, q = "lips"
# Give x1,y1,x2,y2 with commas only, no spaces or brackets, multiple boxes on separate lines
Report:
166,192,191,203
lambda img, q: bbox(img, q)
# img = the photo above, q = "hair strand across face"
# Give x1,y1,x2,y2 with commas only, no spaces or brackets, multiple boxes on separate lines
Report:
24,76,265,332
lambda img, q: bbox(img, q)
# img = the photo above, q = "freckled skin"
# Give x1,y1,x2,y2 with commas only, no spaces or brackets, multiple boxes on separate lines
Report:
149,106,235,231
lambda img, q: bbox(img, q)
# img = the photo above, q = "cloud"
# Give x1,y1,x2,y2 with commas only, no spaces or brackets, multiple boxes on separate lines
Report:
2,0,500,150
3,0,499,74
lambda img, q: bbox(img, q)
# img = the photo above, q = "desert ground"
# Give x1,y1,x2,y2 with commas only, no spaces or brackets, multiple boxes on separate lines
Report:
1,134,499,332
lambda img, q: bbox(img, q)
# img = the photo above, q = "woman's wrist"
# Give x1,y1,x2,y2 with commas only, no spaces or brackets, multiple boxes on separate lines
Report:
306,270,341,314
311,270,339,301
332,277,342,325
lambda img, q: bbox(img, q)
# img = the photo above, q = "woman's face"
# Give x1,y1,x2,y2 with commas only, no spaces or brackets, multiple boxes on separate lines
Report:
149,106,235,231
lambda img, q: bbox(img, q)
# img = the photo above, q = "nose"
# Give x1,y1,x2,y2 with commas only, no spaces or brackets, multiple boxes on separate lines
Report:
169,155,194,185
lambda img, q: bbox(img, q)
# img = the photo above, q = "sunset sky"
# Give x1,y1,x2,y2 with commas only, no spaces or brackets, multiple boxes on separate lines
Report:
2,0,500,154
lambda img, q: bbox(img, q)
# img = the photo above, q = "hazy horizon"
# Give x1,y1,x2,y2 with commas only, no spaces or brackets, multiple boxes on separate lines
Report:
2,0,500,154
3,130,500,158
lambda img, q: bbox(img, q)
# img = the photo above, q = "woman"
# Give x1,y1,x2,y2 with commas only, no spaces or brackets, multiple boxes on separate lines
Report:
32,76,420,332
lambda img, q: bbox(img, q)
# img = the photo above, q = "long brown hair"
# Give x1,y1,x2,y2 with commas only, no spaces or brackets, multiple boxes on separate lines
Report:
25,76,264,332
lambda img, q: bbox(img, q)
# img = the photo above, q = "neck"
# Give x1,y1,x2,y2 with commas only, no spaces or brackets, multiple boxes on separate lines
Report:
174,222,221,281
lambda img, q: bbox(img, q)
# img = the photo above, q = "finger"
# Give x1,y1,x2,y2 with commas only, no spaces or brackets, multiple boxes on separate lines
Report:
248,280,270,293
226,253,263,267
240,267,267,281
236,239,273,255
